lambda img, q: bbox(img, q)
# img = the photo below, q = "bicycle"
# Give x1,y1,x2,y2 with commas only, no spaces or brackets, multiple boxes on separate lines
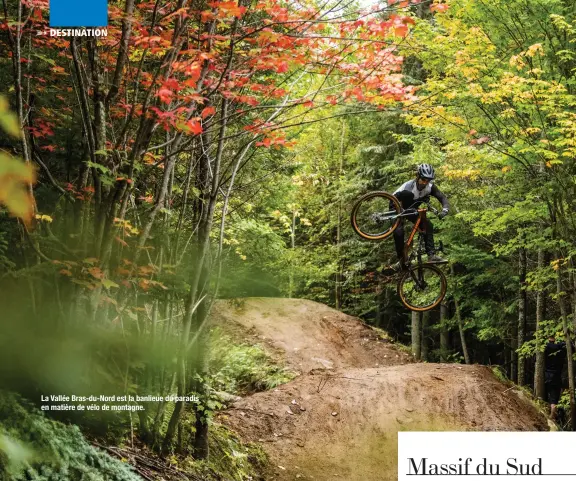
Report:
350,191,448,312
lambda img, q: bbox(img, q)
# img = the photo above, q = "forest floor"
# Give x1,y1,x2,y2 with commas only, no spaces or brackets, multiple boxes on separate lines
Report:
213,298,548,481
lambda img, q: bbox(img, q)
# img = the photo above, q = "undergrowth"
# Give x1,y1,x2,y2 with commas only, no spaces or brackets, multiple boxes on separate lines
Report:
208,327,296,395
179,423,267,481
0,392,141,481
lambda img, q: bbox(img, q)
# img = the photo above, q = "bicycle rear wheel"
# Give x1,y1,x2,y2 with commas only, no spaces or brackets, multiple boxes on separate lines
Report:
397,264,447,311
350,191,401,241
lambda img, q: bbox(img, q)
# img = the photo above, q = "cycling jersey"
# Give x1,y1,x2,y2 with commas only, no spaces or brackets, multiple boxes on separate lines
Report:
393,179,450,211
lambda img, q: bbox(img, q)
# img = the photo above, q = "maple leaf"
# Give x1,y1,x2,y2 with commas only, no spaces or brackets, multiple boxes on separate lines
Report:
201,106,216,119
88,266,104,279
157,87,174,103
275,61,289,73
201,10,215,22
138,195,154,203
186,119,203,135
430,3,449,13
256,137,272,147
394,25,408,37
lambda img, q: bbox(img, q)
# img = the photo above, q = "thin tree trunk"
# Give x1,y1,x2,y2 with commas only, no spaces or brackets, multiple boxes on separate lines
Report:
534,250,546,400
288,208,296,299
163,98,228,459
451,265,470,364
511,325,518,384
335,118,345,309
556,258,576,430
411,311,421,361
421,311,429,361
517,247,527,386
440,303,449,362
455,299,470,364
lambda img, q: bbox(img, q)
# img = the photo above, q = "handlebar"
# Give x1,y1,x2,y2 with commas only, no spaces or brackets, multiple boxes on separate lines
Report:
399,203,441,218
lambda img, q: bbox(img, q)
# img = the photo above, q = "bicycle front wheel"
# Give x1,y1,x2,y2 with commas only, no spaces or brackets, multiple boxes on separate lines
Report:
397,264,447,312
350,191,401,241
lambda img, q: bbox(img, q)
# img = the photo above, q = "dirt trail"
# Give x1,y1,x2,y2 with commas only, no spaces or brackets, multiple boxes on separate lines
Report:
213,298,548,481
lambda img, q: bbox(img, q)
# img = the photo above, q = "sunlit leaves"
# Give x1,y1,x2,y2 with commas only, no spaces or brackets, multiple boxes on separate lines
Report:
0,97,20,138
0,153,35,223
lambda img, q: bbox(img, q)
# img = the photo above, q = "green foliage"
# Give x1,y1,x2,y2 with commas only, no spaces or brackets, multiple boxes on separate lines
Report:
0,392,142,481
208,328,296,395
203,423,268,481
492,366,509,384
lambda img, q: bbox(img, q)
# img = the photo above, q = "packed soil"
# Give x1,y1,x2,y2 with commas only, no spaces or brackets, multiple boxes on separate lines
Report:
212,298,548,481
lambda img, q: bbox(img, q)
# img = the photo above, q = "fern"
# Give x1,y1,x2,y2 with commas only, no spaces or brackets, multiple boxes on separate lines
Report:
0,392,142,481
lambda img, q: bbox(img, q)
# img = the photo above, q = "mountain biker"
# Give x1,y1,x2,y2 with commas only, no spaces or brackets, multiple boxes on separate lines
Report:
390,163,449,271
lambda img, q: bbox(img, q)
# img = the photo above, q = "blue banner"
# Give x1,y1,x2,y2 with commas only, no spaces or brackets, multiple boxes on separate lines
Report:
50,0,108,27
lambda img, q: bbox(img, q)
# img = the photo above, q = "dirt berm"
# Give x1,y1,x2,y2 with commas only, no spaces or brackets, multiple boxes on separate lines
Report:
212,298,548,481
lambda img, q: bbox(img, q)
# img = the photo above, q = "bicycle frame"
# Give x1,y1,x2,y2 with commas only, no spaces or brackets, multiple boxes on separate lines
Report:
402,208,428,265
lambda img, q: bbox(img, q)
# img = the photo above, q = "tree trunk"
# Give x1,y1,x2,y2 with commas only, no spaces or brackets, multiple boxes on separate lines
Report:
421,311,429,361
411,311,421,361
517,247,527,386
288,208,296,299
534,250,546,400
556,258,576,430
454,297,470,364
451,265,470,364
335,118,345,309
440,303,449,362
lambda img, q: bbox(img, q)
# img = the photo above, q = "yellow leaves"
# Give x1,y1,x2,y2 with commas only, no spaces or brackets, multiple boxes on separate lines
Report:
523,127,541,136
460,66,479,79
509,55,526,69
35,214,53,223
113,217,139,236
443,168,481,180
0,97,21,138
291,175,304,186
501,166,511,173
500,108,516,119
0,152,36,224
101,279,119,290
0,96,35,225
509,44,543,72
526,43,544,57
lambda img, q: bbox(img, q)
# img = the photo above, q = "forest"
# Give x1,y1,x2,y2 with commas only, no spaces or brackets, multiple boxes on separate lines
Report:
1,0,576,479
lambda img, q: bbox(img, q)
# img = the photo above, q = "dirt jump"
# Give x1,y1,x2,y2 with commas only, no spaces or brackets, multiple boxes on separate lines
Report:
212,298,548,481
